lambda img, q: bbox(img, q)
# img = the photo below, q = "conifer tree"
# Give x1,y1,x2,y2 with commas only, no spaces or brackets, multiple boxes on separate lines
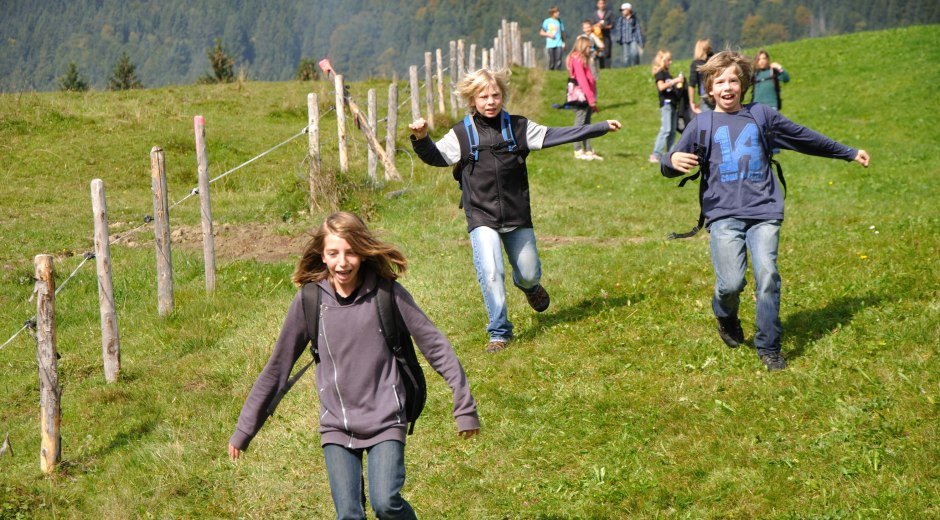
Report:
59,61,89,92
108,52,144,91
295,58,319,81
200,38,235,84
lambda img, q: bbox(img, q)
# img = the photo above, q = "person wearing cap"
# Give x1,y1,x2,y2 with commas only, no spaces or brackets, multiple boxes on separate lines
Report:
614,2,644,67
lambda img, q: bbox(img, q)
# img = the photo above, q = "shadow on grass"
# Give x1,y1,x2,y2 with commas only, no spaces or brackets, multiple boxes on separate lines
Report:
783,293,882,360
515,293,645,342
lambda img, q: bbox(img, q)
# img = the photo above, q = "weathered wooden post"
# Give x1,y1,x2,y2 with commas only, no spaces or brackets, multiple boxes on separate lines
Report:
409,65,420,122
193,115,216,293
490,36,506,70
34,254,60,474
90,179,121,383
502,19,511,67
367,88,377,183
512,22,522,65
385,83,398,174
482,48,490,70
457,39,465,81
469,44,477,72
423,52,434,130
435,49,445,114
150,146,174,316
307,92,337,213
449,40,458,118
333,74,349,173
319,60,400,181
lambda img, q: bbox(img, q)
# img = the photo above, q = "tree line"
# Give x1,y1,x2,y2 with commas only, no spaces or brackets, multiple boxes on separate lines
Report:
2,0,937,92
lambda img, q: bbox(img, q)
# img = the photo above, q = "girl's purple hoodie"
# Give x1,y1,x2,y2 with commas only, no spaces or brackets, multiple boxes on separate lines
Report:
230,269,479,450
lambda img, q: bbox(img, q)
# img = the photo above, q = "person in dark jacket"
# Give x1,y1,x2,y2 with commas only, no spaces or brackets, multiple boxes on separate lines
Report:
228,212,480,520
409,68,621,353
660,51,869,372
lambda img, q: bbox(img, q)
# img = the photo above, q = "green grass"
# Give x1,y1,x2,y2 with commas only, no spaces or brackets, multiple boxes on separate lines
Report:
1,26,938,518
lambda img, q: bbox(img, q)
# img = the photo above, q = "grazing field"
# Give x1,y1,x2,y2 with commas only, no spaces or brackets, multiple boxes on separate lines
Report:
0,26,937,519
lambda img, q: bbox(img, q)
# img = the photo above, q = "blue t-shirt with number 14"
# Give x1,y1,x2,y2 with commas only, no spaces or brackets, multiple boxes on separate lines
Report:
663,104,857,226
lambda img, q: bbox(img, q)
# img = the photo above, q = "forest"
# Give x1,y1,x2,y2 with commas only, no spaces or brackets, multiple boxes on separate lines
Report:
2,0,938,92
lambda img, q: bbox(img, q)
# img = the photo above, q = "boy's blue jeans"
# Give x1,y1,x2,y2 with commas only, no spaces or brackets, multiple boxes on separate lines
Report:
323,441,416,520
469,226,542,342
709,218,782,355
620,42,640,67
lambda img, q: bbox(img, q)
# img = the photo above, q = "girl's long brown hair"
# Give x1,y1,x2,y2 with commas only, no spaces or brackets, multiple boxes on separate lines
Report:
292,212,407,286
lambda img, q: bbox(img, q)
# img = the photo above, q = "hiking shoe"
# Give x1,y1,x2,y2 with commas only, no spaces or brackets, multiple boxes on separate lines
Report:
485,340,508,353
525,285,550,312
716,316,745,348
759,352,788,371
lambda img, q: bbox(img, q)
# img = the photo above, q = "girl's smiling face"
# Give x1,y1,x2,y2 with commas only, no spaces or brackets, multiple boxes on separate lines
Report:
322,232,361,296
473,82,503,118
709,65,744,113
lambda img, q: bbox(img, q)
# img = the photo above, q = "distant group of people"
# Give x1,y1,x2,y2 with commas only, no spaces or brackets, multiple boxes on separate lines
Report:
226,7,870,519
541,1,645,71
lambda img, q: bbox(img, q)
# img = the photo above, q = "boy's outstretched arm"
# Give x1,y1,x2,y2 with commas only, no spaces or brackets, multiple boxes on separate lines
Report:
409,118,459,167
538,120,621,149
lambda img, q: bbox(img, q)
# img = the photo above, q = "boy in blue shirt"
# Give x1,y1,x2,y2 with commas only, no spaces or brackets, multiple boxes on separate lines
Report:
660,51,870,371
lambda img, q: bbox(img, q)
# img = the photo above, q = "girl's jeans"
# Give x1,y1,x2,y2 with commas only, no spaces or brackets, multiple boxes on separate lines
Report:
652,101,677,158
709,218,782,355
323,441,416,520
573,106,593,152
469,226,542,341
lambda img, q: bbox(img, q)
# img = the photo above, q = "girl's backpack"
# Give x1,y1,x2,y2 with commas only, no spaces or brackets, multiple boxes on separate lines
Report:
268,278,427,435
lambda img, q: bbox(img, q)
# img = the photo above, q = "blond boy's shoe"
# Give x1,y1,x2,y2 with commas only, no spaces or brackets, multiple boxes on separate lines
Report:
589,151,604,161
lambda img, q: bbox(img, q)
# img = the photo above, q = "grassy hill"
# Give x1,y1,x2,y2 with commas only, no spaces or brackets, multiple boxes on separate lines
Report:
0,25,937,518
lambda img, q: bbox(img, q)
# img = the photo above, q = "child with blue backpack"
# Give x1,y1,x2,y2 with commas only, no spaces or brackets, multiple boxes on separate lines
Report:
228,212,480,519
409,68,621,353
660,50,869,371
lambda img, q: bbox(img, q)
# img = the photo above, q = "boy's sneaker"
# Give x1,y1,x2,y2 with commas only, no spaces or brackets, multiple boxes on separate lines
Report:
716,316,745,348
485,339,508,353
759,352,788,371
575,150,593,161
649,154,660,164
588,151,604,161
525,285,551,312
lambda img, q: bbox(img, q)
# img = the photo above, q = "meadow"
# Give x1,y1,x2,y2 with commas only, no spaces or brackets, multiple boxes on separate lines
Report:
0,26,937,519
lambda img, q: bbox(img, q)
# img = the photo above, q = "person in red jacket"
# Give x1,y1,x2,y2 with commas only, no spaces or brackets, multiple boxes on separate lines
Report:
568,35,602,161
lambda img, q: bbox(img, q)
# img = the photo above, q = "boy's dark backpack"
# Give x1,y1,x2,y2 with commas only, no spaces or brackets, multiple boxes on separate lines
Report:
450,111,525,207
268,278,427,435
667,103,786,239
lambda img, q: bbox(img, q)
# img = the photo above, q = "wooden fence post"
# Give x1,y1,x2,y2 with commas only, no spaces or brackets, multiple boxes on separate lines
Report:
367,88,377,183
435,49,445,114
423,52,434,130
334,74,349,173
449,41,458,118
90,179,121,383
409,65,420,122
34,254,61,474
469,44,477,72
483,48,489,70
385,83,398,173
150,146,174,316
501,19,510,67
457,39,465,81
512,22,522,65
193,116,216,293
308,92,337,213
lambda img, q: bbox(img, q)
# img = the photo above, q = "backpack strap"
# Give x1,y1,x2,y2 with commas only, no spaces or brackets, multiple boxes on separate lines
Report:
265,283,320,416
463,114,480,162
499,110,518,153
668,111,712,240
374,278,423,435
749,103,786,197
